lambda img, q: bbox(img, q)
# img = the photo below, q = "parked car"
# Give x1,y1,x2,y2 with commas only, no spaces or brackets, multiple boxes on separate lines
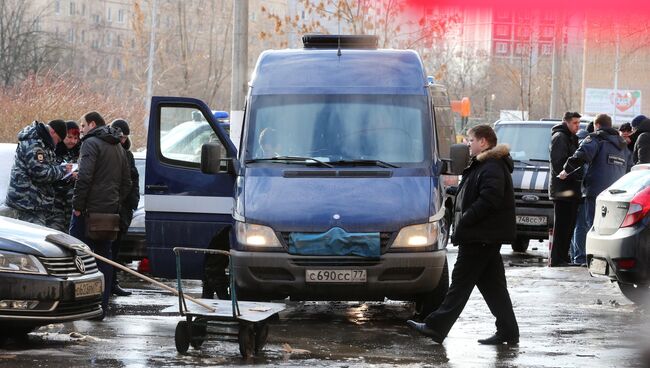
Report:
586,164,650,304
0,217,103,339
494,120,588,252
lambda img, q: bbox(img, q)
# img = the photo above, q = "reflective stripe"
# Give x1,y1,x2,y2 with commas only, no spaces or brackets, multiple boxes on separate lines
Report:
521,171,534,190
534,171,547,190
145,195,233,214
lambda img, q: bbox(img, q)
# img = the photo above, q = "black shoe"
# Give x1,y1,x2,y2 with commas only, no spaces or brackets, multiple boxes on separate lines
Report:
112,285,132,297
406,320,444,343
478,334,519,345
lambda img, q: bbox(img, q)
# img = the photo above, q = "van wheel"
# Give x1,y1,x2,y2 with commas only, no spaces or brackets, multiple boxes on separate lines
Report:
618,282,650,305
511,238,529,252
414,259,449,320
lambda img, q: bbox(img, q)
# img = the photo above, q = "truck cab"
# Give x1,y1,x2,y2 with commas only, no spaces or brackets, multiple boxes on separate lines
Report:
144,35,466,316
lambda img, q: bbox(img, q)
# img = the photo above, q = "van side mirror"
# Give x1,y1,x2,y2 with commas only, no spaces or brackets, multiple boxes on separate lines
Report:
201,143,223,174
444,144,469,175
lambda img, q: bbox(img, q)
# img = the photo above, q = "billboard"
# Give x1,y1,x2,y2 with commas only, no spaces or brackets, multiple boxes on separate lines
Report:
584,88,642,121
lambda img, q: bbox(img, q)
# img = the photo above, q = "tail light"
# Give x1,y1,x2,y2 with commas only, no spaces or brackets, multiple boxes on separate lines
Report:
616,258,637,270
621,187,650,228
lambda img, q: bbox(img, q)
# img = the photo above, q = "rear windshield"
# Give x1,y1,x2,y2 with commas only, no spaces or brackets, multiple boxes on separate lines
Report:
609,170,650,193
495,124,551,162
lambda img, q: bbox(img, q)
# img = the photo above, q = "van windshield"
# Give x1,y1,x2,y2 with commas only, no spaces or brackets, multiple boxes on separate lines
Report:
245,94,430,164
495,124,551,162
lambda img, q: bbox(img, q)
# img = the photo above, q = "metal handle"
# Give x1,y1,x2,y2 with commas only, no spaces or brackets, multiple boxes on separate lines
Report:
145,184,168,191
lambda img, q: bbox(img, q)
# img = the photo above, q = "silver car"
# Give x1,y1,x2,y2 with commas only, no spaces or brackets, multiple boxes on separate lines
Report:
586,164,650,304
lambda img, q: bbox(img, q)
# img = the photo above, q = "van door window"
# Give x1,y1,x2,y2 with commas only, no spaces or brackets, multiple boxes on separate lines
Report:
159,106,226,167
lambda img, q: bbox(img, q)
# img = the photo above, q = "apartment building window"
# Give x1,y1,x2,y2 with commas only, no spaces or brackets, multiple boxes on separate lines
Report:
117,35,122,47
118,9,125,23
93,14,100,24
495,24,510,38
131,39,135,48
70,2,75,16
106,33,112,47
68,28,75,43
92,39,99,49
495,11,511,21
107,8,112,22
55,1,61,15
514,43,529,55
166,16,171,28
542,26,554,39
515,25,531,40
81,30,85,43
495,41,509,55
82,4,86,16
116,59,124,73
541,43,553,56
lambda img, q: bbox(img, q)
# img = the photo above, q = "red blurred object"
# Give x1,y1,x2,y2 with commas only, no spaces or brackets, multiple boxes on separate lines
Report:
621,187,650,228
616,258,637,270
137,257,151,274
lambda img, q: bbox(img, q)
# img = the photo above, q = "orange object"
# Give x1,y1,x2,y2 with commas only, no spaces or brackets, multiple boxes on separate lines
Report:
451,97,471,118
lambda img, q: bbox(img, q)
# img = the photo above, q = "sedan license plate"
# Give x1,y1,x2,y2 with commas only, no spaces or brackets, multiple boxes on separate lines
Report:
589,258,608,275
306,269,367,283
516,215,547,226
75,280,103,298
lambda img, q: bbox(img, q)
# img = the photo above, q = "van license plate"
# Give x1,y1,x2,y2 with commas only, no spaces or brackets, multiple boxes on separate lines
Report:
305,270,367,283
75,280,103,298
589,259,608,275
516,215,547,226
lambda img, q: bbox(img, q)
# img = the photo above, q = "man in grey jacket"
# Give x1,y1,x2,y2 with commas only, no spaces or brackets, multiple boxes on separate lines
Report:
70,111,131,319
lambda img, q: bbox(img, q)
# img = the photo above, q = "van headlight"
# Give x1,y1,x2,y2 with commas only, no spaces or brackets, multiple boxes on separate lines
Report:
235,222,282,248
392,222,439,248
0,250,47,275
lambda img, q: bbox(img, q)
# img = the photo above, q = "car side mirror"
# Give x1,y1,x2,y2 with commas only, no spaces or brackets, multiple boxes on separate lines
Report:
201,143,223,174
444,144,469,175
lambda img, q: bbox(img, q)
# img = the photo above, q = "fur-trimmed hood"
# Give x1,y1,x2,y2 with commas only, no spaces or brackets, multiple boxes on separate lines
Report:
474,144,514,173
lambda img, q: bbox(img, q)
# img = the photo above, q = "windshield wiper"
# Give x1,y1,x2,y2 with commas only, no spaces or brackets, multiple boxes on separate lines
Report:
329,159,399,168
245,156,333,168
609,188,627,194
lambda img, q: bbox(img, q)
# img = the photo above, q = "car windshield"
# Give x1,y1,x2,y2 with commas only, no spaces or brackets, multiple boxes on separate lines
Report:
609,170,650,194
244,94,431,164
495,124,551,162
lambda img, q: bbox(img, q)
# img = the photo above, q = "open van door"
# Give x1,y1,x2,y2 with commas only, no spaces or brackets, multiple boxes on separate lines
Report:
145,96,236,278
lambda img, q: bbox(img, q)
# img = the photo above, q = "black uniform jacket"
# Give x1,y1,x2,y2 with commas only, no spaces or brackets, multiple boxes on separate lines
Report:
451,144,516,245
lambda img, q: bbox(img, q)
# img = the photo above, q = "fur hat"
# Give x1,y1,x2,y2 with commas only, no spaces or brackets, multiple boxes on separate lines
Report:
111,119,130,136
48,120,67,141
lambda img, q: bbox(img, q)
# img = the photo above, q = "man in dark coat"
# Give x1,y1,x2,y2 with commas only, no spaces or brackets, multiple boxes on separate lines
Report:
109,119,140,297
560,113,632,238
548,111,582,266
407,124,519,345
631,117,650,164
70,112,131,319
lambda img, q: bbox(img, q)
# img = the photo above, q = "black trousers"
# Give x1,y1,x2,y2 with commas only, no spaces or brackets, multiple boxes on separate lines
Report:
551,199,579,265
424,243,519,340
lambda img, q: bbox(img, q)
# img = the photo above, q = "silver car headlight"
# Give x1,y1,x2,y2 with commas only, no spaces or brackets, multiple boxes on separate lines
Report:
0,250,48,275
235,221,282,248
392,222,439,248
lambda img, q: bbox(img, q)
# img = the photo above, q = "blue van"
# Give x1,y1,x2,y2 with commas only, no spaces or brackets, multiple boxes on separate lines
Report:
145,35,466,316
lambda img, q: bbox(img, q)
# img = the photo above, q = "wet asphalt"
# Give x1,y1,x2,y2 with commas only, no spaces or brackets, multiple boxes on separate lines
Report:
1,242,649,367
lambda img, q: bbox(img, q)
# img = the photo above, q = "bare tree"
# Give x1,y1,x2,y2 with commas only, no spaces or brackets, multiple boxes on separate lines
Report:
0,1,62,86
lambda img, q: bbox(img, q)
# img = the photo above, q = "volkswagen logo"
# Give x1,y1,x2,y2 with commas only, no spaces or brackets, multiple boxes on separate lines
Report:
332,214,341,220
74,256,86,274
521,194,540,202
601,206,608,218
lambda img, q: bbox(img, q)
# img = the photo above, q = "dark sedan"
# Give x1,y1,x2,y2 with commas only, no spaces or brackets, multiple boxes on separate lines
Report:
0,217,103,339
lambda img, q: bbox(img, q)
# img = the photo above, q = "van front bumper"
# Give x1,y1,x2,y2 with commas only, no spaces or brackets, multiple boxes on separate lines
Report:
230,249,447,301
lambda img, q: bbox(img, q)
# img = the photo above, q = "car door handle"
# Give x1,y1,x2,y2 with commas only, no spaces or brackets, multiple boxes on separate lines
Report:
146,184,168,192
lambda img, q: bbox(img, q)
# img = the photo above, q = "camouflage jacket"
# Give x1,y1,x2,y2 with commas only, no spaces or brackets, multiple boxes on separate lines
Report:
6,122,67,212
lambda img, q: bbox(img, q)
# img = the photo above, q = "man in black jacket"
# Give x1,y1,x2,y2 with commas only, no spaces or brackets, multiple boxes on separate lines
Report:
70,112,131,318
548,111,582,266
109,119,140,297
632,117,650,164
407,124,519,345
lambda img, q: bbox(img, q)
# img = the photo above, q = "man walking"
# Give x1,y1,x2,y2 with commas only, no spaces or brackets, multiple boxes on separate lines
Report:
6,120,71,227
70,112,131,319
407,124,519,345
548,112,582,266
559,113,631,237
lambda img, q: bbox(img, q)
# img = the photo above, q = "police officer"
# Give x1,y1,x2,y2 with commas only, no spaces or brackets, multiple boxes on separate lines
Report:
560,113,632,235
51,121,81,232
6,120,72,227
407,124,519,345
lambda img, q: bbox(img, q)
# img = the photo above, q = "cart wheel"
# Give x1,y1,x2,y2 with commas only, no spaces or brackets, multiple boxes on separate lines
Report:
254,322,269,354
175,321,190,354
238,323,255,359
190,323,207,349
